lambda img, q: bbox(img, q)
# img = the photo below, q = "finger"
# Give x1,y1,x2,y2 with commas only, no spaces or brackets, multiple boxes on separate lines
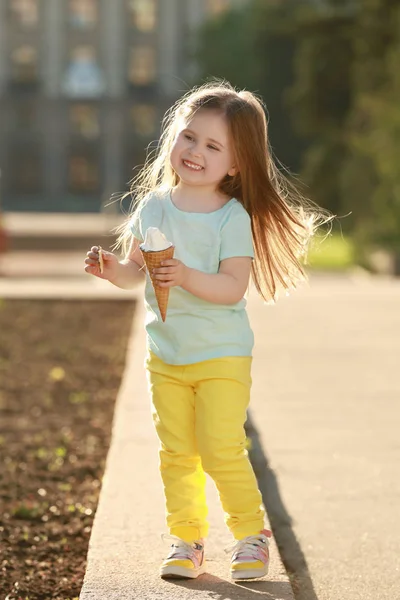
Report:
153,267,174,274
87,251,99,260
85,257,99,266
160,259,178,267
91,246,100,253
154,273,174,281
84,265,99,274
157,280,174,288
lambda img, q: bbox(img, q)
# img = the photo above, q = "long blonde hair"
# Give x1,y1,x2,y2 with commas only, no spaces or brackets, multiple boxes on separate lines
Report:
115,81,332,302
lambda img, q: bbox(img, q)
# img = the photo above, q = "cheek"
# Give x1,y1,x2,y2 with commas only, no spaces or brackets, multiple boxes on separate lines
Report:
212,154,231,175
170,141,181,169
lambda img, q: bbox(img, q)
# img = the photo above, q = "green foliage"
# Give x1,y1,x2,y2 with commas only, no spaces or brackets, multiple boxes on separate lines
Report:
195,0,306,172
195,0,400,252
291,0,400,250
196,7,259,90
287,5,355,223
308,233,355,270
289,10,353,134
343,4,400,250
12,501,47,520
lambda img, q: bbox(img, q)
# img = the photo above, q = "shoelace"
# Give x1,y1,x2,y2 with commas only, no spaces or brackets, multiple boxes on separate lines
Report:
225,532,270,560
161,534,203,560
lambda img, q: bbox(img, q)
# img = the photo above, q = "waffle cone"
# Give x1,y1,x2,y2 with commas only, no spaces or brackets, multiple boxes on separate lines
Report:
140,245,175,322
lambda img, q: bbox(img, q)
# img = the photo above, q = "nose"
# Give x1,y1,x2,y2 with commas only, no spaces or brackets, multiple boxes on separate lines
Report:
190,150,202,160
189,141,202,158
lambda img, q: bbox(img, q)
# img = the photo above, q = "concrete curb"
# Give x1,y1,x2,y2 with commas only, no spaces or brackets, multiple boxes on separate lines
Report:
79,300,294,599
0,277,133,300
3,212,124,251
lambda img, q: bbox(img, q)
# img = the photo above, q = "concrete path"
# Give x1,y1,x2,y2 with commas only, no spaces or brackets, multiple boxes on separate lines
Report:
3,211,123,237
0,275,131,300
79,298,294,600
0,243,293,597
0,251,87,278
0,252,130,299
4,239,398,600
247,273,400,600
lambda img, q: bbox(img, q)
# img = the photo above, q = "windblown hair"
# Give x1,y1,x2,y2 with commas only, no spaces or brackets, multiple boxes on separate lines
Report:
114,80,332,302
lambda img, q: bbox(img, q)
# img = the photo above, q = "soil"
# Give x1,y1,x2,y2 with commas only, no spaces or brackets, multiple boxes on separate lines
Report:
0,299,135,600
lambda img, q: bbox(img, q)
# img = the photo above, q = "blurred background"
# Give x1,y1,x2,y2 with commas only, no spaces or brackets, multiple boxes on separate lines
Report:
1,5,400,598
0,0,399,273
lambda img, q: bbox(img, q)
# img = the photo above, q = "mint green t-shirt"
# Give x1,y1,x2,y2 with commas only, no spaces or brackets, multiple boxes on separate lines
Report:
130,190,255,365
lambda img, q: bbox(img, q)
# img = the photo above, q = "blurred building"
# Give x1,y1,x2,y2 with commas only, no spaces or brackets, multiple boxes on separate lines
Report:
0,0,247,212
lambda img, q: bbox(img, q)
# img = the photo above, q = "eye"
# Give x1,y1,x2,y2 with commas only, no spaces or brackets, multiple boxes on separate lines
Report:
184,133,194,141
207,144,219,151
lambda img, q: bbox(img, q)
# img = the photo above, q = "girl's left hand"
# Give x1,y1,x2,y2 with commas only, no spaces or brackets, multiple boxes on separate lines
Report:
152,259,190,288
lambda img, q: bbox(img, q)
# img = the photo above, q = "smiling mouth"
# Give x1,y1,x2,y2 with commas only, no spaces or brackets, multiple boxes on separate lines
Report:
182,159,203,171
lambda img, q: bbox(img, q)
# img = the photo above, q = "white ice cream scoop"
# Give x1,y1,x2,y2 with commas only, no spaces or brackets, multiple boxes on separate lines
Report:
140,227,173,252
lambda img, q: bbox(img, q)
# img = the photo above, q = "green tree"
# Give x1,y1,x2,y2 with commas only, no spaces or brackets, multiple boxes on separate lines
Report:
290,0,400,252
288,5,354,218
196,0,400,255
195,0,306,173
342,0,400,252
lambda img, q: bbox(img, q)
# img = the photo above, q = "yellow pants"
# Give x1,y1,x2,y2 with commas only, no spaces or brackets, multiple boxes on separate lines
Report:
146,351,265,542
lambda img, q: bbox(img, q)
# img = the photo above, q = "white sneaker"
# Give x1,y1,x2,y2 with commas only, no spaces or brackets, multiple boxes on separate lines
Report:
160,535,206,579
228,529,271,580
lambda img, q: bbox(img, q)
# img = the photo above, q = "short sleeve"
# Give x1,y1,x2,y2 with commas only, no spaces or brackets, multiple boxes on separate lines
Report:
129,193,163,242
129,208,143,242
220,208,254,261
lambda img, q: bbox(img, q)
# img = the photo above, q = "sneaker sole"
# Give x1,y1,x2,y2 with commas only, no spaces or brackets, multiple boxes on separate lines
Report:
231,565,269,580
161,563,206,579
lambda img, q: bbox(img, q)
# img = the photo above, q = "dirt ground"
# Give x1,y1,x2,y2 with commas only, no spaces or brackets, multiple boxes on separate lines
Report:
0,299,135,600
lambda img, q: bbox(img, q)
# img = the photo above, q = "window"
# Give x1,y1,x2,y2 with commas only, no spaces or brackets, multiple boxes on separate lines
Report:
207,0,230,15
68,151,100,193
128,46,156,86
9,144,42,193
69,0,98,29
125,147,147,186
128,0,157,32
11,101,37,133
63,46,105,98
70,104,100,139
130,105,157,137
69,45,98,64
11,45,38,84
10,0,38,27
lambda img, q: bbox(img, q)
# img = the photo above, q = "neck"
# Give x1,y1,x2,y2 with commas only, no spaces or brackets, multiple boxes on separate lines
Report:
172,182,227,209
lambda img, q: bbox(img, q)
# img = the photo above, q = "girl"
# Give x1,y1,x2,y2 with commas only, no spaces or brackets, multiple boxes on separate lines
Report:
85,81,330,581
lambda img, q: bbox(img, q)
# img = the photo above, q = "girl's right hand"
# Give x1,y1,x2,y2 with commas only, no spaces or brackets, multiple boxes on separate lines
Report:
84,246,119,280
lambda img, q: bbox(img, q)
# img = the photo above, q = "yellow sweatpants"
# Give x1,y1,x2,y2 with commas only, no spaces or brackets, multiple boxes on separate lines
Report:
146,351,265,542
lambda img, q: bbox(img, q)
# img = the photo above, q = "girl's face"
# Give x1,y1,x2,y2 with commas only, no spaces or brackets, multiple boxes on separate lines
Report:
170,109,236,190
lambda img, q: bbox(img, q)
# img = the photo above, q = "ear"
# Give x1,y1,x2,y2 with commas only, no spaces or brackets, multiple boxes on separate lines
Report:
228,165,237,177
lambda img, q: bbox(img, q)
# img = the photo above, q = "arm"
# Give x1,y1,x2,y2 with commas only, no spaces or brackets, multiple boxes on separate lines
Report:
108,237,146,289
153,207,254,304
153,256,252,305
85,237,146,290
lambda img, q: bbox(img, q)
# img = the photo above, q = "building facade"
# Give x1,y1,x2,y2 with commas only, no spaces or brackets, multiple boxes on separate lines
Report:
0,0,245,212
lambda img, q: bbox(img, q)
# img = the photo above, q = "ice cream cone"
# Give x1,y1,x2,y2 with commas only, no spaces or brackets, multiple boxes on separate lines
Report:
140,245,174,322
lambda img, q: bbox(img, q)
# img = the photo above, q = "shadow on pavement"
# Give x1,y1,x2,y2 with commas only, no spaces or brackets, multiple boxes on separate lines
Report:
246,413,320,600
166,573,293,599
